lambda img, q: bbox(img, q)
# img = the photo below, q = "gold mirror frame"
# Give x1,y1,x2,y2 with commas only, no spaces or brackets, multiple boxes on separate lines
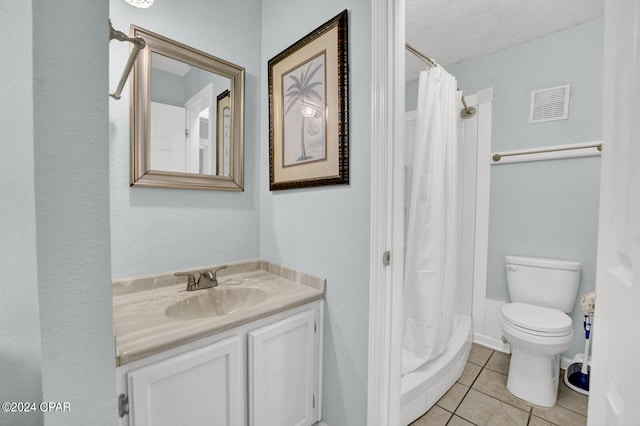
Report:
130,26,245,191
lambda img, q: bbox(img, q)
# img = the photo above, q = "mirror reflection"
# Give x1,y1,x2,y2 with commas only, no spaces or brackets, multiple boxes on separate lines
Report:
150,53,232,176
130,25,245,191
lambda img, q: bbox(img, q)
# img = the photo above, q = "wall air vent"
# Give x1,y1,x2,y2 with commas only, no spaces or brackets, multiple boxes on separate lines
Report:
529,84,570,123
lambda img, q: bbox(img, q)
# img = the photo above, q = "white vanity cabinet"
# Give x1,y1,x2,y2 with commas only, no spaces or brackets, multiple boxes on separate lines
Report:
125,336,244,426
116,300,323,426
248,308,319,426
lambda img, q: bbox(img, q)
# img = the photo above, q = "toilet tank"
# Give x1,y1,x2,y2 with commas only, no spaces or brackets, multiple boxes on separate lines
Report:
505,256,581,313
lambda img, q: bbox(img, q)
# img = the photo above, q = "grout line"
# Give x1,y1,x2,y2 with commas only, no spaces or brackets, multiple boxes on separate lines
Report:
437,382,471,415
445,412,479,426
555,406,589,418
555,399,590,417
469,385,532,415
470,370,533,412
454,384,471,413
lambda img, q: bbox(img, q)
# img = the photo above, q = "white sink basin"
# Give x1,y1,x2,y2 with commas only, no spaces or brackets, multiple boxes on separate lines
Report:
165,287,269,320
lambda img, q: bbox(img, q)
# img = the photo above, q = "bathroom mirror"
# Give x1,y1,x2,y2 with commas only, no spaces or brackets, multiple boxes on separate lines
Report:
130,26,245,190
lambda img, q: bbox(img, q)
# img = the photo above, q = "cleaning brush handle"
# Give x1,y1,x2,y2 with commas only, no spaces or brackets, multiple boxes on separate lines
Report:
584,315,591,338
581,331,591,375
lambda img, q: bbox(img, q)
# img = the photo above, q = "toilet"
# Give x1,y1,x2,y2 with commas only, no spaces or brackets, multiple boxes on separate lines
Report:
500,255,581,407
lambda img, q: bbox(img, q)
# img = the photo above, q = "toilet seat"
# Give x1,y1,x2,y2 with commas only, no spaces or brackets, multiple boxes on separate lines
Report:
501,302,572,337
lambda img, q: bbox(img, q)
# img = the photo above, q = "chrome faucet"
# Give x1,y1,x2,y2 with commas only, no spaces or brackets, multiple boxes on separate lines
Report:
175,265,228,292
174,272,198,291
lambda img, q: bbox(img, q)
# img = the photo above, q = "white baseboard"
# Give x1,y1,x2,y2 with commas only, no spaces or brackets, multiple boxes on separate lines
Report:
482,299,506,338
474,332,511,353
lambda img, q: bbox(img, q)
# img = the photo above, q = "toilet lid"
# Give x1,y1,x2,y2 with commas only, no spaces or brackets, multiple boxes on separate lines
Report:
501,302,572,335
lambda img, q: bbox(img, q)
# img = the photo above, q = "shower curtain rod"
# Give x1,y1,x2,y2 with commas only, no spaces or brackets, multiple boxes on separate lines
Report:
406,44,437,67
405,44,476,118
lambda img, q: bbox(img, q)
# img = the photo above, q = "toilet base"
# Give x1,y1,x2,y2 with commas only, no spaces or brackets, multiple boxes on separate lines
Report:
506,346,560,407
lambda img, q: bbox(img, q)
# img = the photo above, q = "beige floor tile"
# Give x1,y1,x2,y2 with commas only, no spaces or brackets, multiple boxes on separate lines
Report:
410,405,452,426
532,403,588,426
557,371,589,416
468,343,493,366
447,415,475,426
485,350,510,376
456,388,529,426
436,382,469,412
458,361,482,387
471,368,532,412
528,416,555,426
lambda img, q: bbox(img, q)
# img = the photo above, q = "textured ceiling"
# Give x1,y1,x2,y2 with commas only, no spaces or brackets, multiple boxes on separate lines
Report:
406,0,604,81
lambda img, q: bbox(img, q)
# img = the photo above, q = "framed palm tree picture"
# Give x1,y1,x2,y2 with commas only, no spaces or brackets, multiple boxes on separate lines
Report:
268,9,349,190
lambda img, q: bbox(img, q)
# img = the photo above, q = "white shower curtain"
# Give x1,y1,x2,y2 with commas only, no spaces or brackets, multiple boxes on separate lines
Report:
401,67,461,376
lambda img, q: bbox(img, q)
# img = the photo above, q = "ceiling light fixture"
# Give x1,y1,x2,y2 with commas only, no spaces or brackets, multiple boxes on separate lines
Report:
125,0,155,8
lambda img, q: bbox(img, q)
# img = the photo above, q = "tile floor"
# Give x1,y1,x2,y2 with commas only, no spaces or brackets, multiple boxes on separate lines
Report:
411,344,589,426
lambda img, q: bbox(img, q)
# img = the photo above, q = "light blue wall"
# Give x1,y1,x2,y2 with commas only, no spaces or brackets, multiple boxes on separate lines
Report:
151,66,230,108
1,1,116,424
406,78,418,112
260,3,371,425
0,2,44,423
109,0,262,279
184,67,230,104
449,19,604,357
150,68,185,105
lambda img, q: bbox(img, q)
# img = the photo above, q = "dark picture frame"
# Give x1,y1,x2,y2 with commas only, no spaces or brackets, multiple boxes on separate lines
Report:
268,10,349,190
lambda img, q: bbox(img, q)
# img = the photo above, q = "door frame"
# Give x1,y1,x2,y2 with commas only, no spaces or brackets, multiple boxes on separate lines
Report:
183,83,214,174
369,2,491,422
367,0,404,424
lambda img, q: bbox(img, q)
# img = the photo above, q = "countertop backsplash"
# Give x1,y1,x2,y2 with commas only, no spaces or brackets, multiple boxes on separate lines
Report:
112,259,325,296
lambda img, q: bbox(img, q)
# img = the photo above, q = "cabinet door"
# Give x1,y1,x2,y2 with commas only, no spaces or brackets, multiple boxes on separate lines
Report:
127,336,244,426
248,308,317,426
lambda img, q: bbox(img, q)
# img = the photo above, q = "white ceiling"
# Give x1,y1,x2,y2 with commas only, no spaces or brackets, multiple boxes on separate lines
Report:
406,0,604,81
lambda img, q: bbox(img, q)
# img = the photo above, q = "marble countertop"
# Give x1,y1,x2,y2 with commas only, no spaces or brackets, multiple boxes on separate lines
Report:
113,264,324,366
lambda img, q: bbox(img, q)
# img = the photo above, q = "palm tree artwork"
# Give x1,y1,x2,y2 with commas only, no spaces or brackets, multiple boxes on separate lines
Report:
284,55,326,164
